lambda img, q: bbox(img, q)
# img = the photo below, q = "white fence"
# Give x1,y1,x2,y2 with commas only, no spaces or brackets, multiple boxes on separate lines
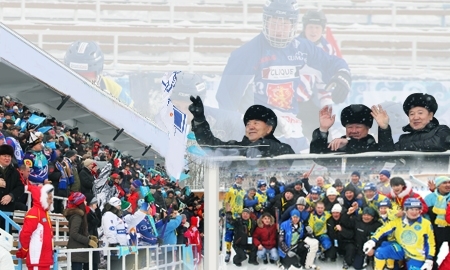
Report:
0,0,449,27
11,28,450,75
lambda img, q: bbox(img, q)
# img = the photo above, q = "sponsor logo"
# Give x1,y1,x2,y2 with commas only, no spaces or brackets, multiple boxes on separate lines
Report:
266,82,294,110
262,66,301,80
287,51,307,61
109,226,115,231
69,62,89,71
24,159,33,167
259,54,276,64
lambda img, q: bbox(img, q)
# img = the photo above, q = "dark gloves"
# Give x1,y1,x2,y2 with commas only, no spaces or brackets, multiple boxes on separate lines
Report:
188,95,206,122
326,70,351,104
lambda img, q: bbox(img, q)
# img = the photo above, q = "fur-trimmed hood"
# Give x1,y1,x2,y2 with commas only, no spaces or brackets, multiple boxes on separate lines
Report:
63,207,85,219
257,213,275,228
390,180,412,199
28,184,54,211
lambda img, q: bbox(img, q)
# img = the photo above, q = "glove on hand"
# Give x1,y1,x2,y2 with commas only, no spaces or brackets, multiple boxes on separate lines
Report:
16,248,28,259
305,226,314,236
89,235,98,243
188,96,206,122
363,240,376,254
183,222,190,228
337,197,344,205
420,259,433,270
287,251,296,258
326,70,351,104
89,239,98,248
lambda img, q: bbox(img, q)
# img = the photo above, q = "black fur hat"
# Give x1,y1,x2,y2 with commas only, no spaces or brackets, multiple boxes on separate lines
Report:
0,144,14,157
243,105,277,133
402,93,437,115
340,104,373,128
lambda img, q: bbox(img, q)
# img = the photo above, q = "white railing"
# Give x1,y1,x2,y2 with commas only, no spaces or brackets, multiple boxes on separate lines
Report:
0,0,448,28
51,244,200,270
11,28,450,75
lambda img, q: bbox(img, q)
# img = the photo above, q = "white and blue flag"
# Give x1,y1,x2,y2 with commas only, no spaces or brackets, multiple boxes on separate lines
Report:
157,71,187,179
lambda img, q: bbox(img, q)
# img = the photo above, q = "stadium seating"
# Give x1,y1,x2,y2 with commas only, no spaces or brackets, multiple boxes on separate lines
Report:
2,0,449,73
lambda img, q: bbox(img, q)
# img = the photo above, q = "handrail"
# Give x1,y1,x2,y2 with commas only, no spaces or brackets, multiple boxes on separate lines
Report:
53,244,199,270
0,210,23,270
0,0,448,28
10,29,450,75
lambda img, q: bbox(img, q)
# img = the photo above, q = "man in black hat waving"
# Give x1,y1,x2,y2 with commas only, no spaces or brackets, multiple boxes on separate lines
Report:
310,104,392,154
189,96,294,157
371,93,450,152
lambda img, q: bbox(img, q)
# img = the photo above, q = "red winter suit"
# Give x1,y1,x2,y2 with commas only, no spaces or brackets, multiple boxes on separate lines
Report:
18,184,54,269
184,216,202,263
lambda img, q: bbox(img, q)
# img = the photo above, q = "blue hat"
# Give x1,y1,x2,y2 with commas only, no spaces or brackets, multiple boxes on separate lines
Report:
404,198,422,210
435,176,450,188
290,209,301,218
132,180,142,189
235,174,244,179
379,170,391,178
310,186,321,194
363,183,377,192
379,198,392,208
351,171,360,178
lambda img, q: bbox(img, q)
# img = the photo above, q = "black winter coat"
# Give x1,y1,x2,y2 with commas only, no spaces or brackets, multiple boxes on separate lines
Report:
310,127,393,154
394,119,450,152
326,215,354,246
0,165,24,212
79,167,95,196
192,120,294,157
340,211,381,255
226,212,257,246
273,193,296,218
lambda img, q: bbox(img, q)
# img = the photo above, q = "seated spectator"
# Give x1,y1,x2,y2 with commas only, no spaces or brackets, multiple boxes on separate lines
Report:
252,212,279,264
372,93,450,152
189,96,294,157
278,209,319,270
0,144,24,229
310,104,392,154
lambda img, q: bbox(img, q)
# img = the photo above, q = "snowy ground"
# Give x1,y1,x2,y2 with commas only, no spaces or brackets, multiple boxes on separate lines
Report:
217,243,449,270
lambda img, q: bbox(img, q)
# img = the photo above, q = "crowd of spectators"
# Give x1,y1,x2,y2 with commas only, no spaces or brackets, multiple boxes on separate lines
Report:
0,95,204,269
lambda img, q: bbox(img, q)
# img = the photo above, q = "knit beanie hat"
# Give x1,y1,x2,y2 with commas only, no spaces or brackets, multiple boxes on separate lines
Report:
435,176,450,189
379,170,391,178
121,200,131,211
68,192,86,209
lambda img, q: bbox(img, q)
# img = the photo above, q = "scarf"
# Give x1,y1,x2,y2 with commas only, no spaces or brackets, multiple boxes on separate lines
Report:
432,191,450,226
